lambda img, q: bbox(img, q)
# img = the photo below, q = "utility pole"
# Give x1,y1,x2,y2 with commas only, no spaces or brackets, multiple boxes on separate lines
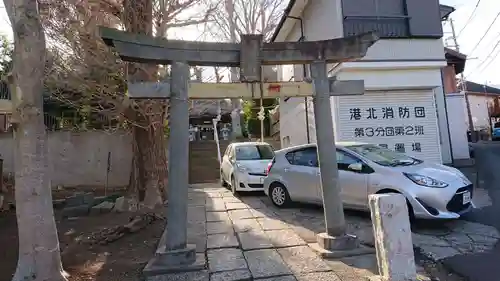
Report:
450,18,476,142
484,81,492,139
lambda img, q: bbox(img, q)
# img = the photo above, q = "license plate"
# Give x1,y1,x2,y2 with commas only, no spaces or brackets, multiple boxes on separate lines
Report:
260,177,265,184
463,191,471,204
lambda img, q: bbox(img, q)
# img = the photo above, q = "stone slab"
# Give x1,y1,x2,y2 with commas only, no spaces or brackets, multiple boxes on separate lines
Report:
206,203,227,212
233,218,262,232
188,206,207,222
207,221,234,235
62,205,91,218
146,270,209,281
309,243,375,258
66,192,94,207
207,248,248,273
266,229,307,248
244,249,292,278
90,201,114,215
225,202,249,210
250,208,279,219
295,272,342,281
228,209,254,220
207,233,239,249
206,211,230,222
277,246,331,275
222,197,242,203
238,231,274,250
258,218,289,231
209,269,252,281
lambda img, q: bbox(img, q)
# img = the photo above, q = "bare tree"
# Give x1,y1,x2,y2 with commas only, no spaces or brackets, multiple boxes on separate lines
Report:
204,0,285,138
41,0,214,210
4,0,68,280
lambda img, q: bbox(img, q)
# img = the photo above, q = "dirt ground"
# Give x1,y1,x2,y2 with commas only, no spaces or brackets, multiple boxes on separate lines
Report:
0,206,164,281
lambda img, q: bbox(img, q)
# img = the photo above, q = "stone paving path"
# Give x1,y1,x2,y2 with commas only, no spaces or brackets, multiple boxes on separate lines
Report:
149,183,444,281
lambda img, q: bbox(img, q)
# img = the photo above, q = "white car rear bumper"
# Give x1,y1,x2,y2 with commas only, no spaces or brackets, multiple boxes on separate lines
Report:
233,172,266,191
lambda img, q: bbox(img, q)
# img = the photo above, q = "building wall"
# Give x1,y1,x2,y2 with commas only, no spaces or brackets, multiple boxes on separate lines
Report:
467,94,495,130
445,93,470,160
442,65,458,94
0,131,133,187
275,0,452,163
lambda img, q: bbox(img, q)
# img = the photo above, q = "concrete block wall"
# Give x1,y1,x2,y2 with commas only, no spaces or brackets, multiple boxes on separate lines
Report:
0,130,133,188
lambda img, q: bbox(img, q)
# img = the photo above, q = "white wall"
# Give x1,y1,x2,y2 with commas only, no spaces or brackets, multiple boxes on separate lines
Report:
467,94,494,130
446,93,470,160
0,131,133,187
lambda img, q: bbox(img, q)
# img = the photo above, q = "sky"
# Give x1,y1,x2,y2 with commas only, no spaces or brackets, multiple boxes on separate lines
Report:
0,1,499,85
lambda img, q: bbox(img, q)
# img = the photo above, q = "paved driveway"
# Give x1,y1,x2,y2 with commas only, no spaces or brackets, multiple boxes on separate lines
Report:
441,142,500,281
160,183,454,281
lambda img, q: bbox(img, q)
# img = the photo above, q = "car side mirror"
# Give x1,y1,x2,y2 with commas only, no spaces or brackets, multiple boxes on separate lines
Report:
348,162,363,171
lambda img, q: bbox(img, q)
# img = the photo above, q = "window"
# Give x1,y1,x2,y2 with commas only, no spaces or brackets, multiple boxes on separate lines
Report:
342,0,443,39
285,147,318,167
336,150,362,171
494,122,500,128
235,144,274,160
347,144,422,167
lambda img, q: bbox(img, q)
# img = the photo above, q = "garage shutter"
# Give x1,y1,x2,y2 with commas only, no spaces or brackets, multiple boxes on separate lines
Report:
335,91,442,163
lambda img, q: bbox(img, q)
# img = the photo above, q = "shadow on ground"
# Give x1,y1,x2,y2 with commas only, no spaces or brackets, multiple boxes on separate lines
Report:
0,204,164,281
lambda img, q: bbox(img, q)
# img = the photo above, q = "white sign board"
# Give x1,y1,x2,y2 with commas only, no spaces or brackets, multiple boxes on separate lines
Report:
336,92,442,163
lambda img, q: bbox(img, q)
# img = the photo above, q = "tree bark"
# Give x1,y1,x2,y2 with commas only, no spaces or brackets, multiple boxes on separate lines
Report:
124,0,166,209
4,0,68,280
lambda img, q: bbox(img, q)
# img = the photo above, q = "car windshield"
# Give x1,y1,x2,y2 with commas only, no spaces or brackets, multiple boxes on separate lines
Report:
235,145,274,160
346,144,422,167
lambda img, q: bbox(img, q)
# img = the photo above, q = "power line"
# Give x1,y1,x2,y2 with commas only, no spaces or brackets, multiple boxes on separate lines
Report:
468,11,500,55
466,34,500,76
457,0,481,37
478,39,500,73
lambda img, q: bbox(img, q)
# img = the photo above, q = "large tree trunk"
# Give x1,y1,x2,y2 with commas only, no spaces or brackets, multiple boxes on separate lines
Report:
5,0,68,280
124,0,167,210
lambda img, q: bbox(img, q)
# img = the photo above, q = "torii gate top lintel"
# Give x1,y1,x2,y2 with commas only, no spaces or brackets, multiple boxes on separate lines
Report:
99,26,378,67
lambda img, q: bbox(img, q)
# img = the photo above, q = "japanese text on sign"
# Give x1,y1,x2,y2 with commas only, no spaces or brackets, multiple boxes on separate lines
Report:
378,143,422,153
350,106,426,120
354,125,424,137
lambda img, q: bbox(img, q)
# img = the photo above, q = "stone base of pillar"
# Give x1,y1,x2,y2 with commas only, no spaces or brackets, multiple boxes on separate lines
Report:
143,244,205,276
310,233,374,258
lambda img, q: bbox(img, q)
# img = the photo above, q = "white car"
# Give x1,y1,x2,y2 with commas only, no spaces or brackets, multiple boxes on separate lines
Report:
220,142,275,194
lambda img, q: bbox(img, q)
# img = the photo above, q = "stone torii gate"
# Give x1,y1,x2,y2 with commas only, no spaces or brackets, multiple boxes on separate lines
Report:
100,27,378,275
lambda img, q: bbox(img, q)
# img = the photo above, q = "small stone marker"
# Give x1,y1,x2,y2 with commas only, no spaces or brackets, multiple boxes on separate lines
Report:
368,194,417,281
90,201,115,215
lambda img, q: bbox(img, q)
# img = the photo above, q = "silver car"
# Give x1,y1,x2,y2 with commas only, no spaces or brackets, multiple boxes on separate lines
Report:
263,142,474,220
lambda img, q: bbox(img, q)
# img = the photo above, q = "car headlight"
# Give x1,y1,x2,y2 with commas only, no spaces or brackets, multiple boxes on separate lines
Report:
403,172,448,188
236,163,247,172
457,173,471,185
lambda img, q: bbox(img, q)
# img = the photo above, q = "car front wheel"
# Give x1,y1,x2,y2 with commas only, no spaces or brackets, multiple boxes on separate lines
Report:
269,183,291,207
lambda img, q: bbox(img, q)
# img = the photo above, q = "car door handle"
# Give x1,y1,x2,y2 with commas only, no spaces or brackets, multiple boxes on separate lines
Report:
283,168,289,172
